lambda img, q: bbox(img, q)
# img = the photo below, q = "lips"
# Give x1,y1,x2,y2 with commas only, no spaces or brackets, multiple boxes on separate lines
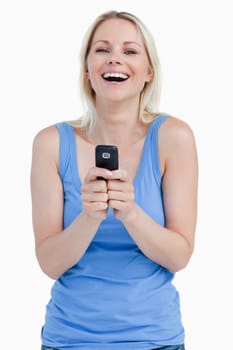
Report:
102,72,129,82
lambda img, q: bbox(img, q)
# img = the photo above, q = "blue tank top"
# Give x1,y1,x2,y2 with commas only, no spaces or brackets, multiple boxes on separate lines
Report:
41,115,184,349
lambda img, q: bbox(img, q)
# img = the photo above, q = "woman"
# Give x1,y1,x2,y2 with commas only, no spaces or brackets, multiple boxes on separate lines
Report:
31,10,198,350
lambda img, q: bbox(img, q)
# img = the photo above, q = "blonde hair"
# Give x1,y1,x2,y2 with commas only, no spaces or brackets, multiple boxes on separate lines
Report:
72,10,161,129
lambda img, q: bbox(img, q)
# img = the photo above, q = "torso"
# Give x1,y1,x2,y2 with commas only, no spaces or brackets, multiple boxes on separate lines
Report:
42,115,186,347
73,122,161,183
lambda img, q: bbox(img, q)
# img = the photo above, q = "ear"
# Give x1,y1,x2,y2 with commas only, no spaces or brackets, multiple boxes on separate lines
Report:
86,70,90,79
146,68,153,82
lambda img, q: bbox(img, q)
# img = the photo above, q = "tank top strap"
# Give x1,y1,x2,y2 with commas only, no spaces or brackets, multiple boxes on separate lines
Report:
150,114,169,185
135,114,169,187
150,114,169,134
55,122,76,179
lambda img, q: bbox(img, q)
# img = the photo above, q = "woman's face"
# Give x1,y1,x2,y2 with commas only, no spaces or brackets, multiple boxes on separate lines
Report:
86,18,153,105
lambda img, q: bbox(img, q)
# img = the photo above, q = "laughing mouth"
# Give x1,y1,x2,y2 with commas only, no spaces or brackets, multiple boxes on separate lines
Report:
102,72,129,82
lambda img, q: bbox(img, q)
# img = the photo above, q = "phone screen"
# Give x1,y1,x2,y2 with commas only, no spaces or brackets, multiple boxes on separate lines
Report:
95,145,118,178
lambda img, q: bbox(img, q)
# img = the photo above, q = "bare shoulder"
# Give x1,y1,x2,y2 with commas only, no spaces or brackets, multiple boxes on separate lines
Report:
158,115,198,173
32,124,59,159
160,115,196,144
159,115,197,154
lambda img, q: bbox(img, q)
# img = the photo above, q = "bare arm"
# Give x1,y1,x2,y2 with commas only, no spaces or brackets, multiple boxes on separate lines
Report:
30,126,112,279
108,117,198,272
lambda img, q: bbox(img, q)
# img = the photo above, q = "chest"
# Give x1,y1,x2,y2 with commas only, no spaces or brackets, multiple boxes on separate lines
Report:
75,137,145,183
61,123,165,228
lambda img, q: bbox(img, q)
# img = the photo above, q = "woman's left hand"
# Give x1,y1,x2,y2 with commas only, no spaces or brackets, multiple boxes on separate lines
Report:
107,169,135,222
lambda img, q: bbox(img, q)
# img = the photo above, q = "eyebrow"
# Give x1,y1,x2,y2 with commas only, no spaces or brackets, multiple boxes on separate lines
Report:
93,40,142,47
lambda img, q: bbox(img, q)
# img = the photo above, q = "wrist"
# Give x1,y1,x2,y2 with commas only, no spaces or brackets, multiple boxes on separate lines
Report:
121,204,138,224
81,211,104,226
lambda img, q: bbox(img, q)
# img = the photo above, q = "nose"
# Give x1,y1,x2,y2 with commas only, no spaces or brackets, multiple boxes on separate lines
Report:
106,58,121,65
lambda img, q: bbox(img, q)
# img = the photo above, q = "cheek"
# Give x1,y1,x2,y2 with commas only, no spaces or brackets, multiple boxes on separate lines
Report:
136,64,152,83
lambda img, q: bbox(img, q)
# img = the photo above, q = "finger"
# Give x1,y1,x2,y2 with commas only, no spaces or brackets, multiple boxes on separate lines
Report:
107,190,134,202
107,180,134,192
83,201,109,212
82,197,109,222
82,192,108,203
108,200,132,212
110,169,131,182
84,167,113,182
81,180,107,193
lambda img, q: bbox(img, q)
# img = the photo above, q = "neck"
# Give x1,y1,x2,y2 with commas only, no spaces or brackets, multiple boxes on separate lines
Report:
89,99,143,146
91,115,141,147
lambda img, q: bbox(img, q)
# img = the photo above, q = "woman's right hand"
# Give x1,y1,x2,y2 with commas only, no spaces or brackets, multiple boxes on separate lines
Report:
31,127,114,279
81,167,113,220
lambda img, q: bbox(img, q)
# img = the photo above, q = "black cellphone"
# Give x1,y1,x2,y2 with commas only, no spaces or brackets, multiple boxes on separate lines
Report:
95,145,118,179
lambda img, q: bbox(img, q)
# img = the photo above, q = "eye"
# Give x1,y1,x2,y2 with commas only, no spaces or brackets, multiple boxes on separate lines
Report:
95,48,110,53
124,49,138,55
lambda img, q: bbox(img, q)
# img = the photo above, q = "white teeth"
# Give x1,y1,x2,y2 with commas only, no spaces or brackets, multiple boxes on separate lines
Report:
103,72,128,79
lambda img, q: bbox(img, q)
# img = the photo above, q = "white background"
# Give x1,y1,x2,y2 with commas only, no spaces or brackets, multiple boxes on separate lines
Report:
1,0,232,349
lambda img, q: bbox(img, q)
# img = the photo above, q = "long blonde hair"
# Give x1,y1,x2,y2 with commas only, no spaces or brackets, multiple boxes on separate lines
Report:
72,10,161,129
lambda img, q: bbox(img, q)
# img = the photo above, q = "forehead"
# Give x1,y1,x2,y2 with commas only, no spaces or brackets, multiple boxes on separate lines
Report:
91,18,144,44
